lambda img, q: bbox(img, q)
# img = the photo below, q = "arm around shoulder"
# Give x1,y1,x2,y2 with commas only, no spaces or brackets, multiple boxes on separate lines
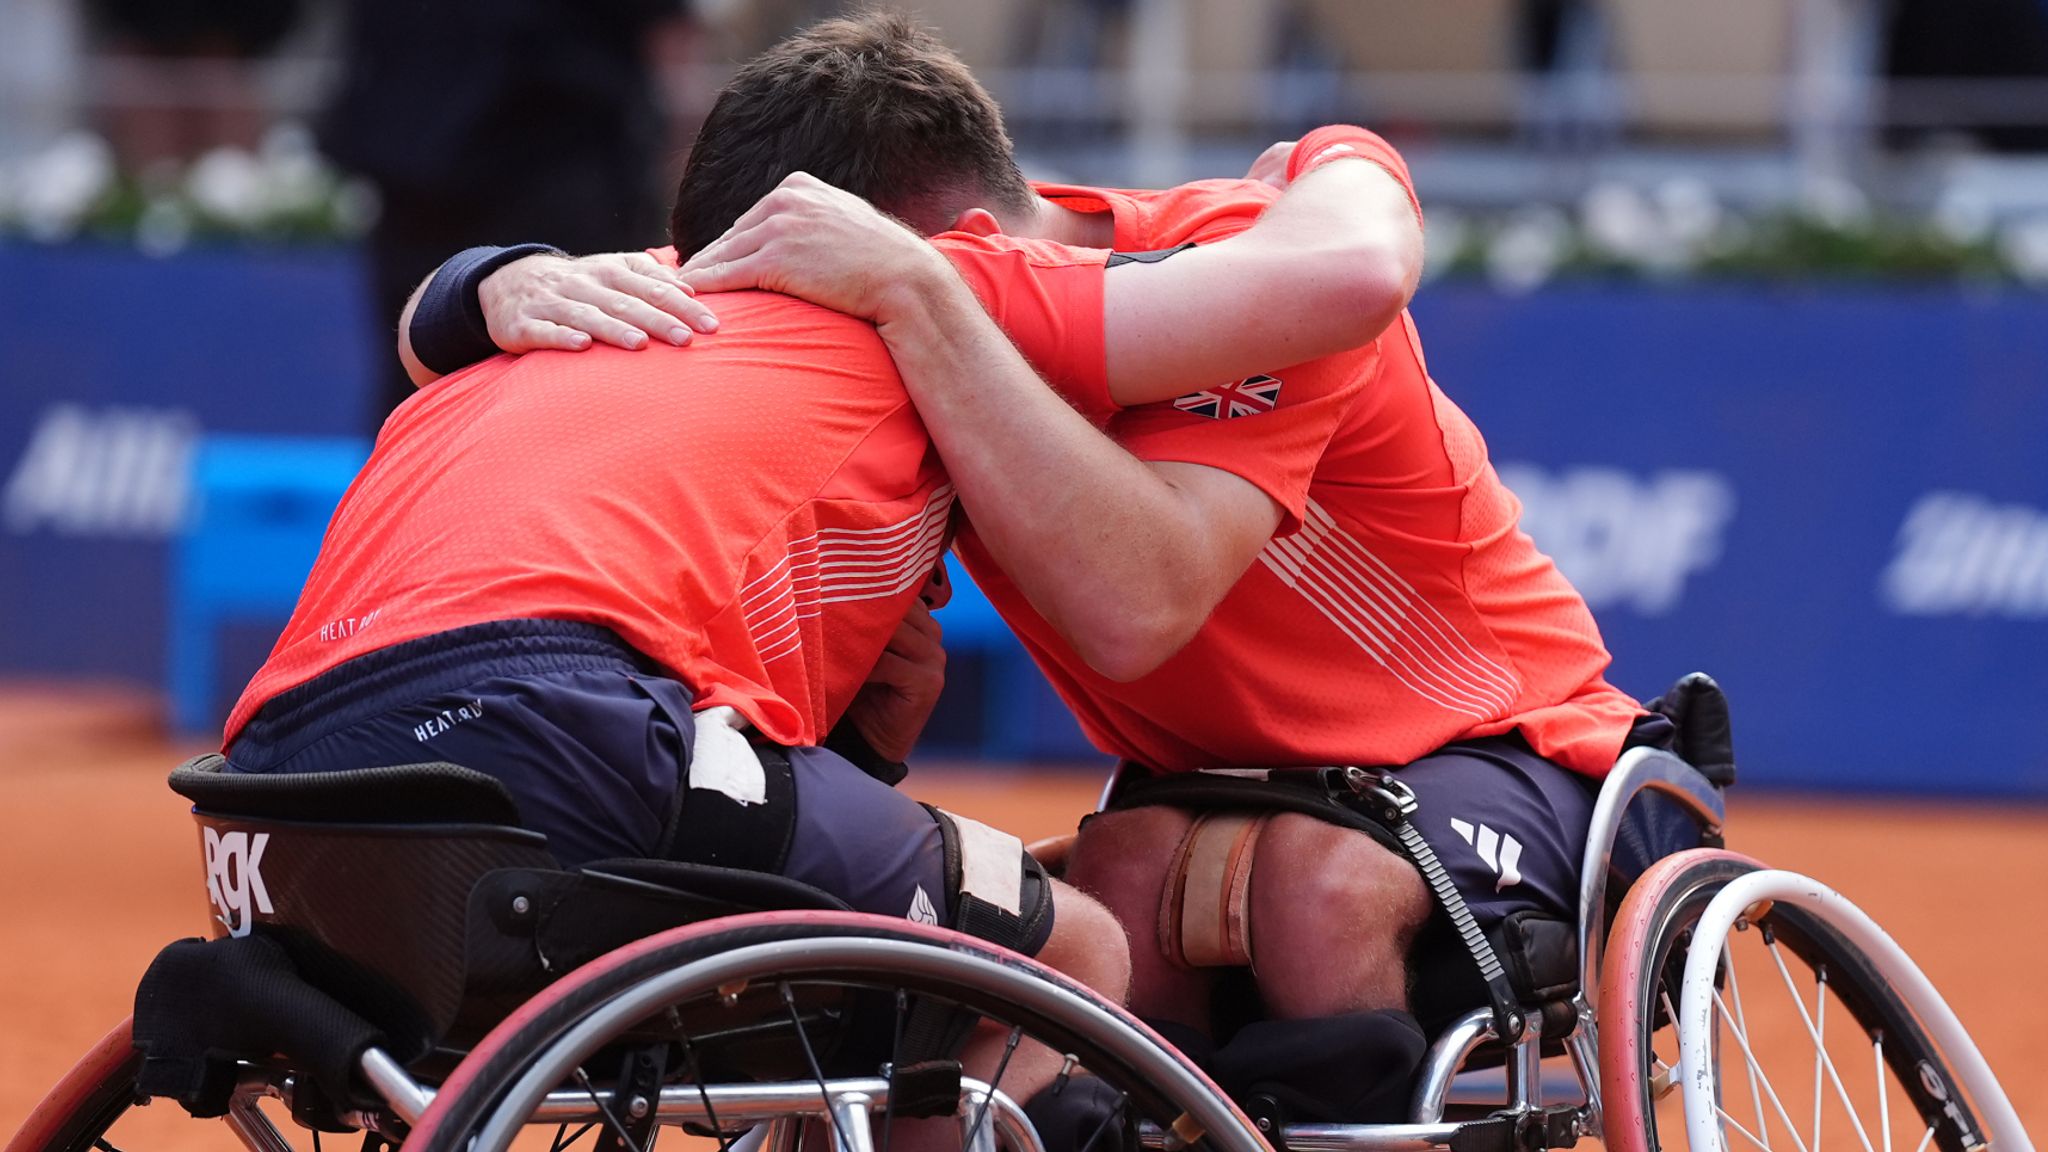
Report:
1102,142,1423,407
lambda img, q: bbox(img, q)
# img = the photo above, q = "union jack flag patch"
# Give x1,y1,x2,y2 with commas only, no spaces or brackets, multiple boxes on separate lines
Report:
1173,374,1283,420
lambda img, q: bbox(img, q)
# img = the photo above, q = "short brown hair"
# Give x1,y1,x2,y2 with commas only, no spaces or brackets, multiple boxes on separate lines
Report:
669,11,1035,257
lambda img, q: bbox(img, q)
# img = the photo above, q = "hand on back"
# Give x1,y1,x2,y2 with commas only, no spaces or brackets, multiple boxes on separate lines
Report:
477,250,719,353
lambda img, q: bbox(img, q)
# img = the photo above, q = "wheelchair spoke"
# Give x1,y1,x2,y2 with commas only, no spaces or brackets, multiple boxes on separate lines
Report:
1658,986,1685,1098
1762,941,1877,1152
1727,950,1771,1151
961,1026,1023,1152
1874,1033,1891,1152
1716,1101,1780,1152
779,983,854,1152
1911,1125,1934,1152
1075,1094,1128,1152
551,1122,597,1152
676,1016,738,1152
569,1066,651,1152
1815,974,1825,1152
1712,985,1812,1152
882,988,907,1152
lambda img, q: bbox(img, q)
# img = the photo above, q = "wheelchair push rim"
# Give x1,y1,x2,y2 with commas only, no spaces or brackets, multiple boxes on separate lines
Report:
406,909,1268,1152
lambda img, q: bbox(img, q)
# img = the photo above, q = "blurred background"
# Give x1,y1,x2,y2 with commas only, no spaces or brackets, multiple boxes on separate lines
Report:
3,0,2048,1137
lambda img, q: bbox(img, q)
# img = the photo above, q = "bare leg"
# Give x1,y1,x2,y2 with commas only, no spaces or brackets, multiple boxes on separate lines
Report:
1247,815,1430,1018
878,880,1131,1152
1064,806,1215,1035
961,877,1130,1094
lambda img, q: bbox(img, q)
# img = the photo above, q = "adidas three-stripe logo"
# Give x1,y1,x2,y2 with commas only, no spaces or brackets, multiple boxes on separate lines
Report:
1449,818,1523,891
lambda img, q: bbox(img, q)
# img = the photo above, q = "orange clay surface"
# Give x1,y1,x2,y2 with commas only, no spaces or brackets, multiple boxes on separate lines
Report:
2,682,2043,1144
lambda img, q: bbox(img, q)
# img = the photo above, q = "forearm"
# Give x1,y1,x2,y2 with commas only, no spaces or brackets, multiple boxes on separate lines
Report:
1103,157,1422,406
397,277,438,388
878,274,1244,680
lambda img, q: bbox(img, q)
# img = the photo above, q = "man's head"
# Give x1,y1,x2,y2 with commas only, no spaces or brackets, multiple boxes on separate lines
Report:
670,11,1037,257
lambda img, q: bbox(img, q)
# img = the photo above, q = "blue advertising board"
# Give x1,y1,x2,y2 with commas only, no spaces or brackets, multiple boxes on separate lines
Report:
2,243,2043,794
1411,284,2048,796
0,243,373,697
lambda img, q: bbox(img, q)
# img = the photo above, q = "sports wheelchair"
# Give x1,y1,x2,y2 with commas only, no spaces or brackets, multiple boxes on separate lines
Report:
8,724,2032,1152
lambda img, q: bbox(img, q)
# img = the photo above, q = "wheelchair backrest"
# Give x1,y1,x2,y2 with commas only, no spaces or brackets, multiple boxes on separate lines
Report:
174,755,559,1047
169,754,853,1054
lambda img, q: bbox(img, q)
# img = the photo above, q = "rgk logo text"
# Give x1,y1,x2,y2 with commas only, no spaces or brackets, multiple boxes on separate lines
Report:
203,827,273,937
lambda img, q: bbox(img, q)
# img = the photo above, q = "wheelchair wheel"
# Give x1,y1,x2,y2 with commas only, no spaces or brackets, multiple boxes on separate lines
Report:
1598,849,2014,1152
409,910,1265,1152
5,1018,313,1152
7,1020,143,1152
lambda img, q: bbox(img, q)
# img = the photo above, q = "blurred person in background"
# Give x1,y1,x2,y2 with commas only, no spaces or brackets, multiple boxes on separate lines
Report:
400,12,1700,1127
319,0,687,423
84,0,299,168
1886,0,2048,151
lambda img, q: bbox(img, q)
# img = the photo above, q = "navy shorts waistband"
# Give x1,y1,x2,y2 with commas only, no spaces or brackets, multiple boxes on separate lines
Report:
233,619,662,764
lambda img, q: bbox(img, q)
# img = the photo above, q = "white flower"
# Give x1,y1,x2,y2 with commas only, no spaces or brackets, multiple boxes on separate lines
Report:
17,131,114,241
1580,182,1658,262
1800,178,1869,231
1487,206,1571,293
1931,186,1993,245
186,147,269,226
137,195,192,257
260,121,317,163
1654,177,1722,252
1420,205,1467,282
1998,214,2048,284
259,121,331,213
333,179,381,235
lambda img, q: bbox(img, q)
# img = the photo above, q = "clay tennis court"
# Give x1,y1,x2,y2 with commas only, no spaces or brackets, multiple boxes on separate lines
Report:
4,683,2043,1145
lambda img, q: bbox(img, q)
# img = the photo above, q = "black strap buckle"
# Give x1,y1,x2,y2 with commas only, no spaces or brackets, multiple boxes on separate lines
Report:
1329,766,1419,821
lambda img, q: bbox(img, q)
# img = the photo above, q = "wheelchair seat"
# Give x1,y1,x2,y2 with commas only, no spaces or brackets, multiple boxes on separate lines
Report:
141,754,851,1117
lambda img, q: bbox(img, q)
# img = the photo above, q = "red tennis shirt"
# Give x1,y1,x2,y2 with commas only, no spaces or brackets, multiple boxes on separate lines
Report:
953,130,1644,777
225,239,1110,748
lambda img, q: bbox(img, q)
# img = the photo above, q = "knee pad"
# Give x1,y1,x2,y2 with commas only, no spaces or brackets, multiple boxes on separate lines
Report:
1159,811,1277,970
1209,1010,1426,1124
925,805,1055,956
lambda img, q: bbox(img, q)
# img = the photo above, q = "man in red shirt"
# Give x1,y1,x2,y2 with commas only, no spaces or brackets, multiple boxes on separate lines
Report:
220,23,1161,1117
406,12,1695,1123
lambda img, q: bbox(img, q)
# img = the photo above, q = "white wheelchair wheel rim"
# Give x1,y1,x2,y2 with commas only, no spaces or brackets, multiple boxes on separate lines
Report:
1676,869,2032,1152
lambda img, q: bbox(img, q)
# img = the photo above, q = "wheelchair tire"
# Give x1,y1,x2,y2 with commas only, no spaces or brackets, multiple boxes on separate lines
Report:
5,1020,144,1152
408,910,1264,1152
7,1016,317,1152
1597,849,1989,1152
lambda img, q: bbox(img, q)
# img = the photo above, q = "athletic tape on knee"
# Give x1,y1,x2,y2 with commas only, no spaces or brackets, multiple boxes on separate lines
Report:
1159,810,1272,970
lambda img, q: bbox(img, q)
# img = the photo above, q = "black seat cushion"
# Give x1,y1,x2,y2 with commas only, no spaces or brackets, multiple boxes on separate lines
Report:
170,753,523,826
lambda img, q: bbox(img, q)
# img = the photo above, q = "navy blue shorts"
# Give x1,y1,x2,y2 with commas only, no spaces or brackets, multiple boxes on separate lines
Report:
226,620,1048,950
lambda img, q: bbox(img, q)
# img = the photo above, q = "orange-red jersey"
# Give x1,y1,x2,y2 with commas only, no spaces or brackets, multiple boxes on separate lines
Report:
955,129,1644,777
225,240,1110,748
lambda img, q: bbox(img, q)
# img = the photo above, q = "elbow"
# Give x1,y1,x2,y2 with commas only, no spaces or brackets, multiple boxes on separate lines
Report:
1068,597,1205,683
1323,228,1424,346
1335,235,1417,338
